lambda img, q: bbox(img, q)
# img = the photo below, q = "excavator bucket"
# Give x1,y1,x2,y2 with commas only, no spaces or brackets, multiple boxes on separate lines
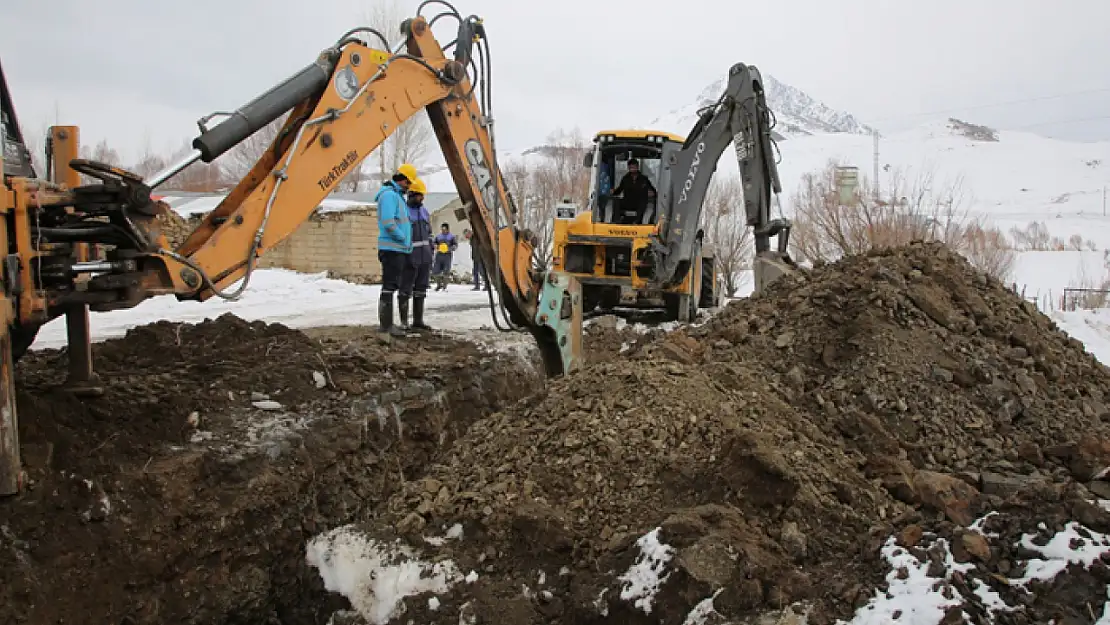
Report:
752,252,796,294
533,271,583,376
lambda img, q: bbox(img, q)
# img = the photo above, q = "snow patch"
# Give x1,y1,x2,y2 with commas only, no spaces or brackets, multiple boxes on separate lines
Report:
617,527,675,615
840,514,1110,624
683,589,724,625
29,269,504,351
423,522,464,546
1013,521,1110,586
306,525,463,625
839,535,967,624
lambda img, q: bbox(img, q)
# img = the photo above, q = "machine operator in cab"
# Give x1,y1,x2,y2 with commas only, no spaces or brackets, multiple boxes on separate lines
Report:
610,158,656,224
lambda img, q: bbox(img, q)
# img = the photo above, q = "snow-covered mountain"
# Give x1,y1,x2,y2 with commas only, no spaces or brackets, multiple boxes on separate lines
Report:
646,73,874,139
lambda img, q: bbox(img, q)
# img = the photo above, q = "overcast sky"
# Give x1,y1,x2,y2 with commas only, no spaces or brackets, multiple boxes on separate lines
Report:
5,0,1110,166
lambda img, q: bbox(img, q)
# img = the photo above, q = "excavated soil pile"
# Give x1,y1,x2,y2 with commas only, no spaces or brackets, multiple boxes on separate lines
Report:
355,359,900,624
322,242,1110,625
156,206,194,248
677,240,1110,481
582,316,669,364
1,314,541,625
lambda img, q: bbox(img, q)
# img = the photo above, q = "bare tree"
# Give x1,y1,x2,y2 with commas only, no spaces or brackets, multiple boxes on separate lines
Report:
701,176,753,297
216,115,288,182
354,0,436,187
961,222,1017,282
131,151,169,180
789,159,1016,281
1009,221,1062,251
19,122,49,176
160,141,228,193
502,128,591,266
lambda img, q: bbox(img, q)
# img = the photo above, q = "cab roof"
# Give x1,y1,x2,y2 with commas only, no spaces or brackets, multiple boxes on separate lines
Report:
593,129,686,143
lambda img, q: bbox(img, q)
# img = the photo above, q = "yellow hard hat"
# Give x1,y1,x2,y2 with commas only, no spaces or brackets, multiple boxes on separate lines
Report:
409,178,427,195
397,163,418,182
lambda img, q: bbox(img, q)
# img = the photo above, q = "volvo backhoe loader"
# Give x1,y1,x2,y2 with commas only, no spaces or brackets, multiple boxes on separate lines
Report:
551,63,796,321
0,1,582,496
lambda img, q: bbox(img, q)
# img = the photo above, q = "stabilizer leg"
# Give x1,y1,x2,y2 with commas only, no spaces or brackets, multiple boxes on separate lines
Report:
63,305,103,397
0,326,22,496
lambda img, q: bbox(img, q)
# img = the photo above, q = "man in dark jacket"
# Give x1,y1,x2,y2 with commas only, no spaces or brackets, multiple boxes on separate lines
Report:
610,158,656,224
398,179,433,330
463,228,486,291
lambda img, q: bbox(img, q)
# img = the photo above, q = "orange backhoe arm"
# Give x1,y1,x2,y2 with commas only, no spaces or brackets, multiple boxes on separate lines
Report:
132,10,579,375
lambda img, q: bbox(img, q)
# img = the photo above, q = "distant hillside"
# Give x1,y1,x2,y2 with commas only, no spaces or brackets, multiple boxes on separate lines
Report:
647,72,875,139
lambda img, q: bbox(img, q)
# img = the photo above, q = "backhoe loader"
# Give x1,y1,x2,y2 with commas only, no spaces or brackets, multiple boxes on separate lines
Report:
551,63,796,321
0,1,582,496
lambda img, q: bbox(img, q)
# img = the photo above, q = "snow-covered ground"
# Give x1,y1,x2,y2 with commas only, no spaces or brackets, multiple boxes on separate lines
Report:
24,248,1110,368
28,269,503,351
157,194,370,218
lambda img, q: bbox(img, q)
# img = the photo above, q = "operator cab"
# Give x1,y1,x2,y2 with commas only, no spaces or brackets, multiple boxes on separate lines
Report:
584,131,684,226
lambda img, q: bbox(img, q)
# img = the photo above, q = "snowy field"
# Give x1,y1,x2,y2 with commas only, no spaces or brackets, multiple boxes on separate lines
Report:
423,120,1110,249
28,269,501,351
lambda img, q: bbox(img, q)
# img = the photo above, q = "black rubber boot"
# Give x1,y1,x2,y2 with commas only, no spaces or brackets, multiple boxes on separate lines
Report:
398,296,410,330
412,296,431,330
378,294,405,338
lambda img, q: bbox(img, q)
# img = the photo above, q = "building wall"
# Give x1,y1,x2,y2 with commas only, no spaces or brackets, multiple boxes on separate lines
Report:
164,194,472,284
256,208,382,282
174,206,383,283
430,197,469,237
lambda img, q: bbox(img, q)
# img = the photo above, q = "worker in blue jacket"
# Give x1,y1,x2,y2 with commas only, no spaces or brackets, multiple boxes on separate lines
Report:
398,178,434,331
375,163,416,338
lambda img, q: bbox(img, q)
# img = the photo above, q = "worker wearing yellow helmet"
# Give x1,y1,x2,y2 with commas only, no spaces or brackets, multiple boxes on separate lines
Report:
398,178,434,331
375,162,419,338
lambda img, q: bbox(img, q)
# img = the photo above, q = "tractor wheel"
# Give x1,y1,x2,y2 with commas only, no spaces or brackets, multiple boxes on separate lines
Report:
699,256,716,309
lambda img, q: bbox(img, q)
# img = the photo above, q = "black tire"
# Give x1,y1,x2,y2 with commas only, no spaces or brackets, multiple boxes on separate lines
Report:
699,257,716,308
664,293,681,321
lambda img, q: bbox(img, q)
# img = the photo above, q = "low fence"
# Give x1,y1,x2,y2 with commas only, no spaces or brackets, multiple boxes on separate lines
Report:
1007,283,1110,313
1060,287,1110,312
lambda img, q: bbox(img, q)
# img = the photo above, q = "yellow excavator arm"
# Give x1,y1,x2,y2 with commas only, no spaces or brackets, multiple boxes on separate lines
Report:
0,4,582,495
3,5,582,374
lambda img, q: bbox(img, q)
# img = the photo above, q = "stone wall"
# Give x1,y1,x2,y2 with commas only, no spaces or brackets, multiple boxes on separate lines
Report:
164,207,383,283
256,208,381,282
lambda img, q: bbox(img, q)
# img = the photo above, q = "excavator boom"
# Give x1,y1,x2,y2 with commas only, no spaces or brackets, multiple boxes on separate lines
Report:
656,62,794,290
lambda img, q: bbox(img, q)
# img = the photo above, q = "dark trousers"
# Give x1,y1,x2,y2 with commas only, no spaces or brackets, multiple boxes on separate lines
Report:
378,250,406,296
432,253,453,276
400,261,431,299
472,259,483,286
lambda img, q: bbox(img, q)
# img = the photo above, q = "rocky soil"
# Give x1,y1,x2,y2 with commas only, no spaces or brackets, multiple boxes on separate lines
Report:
0,314,542,624
6,241,1110,625
330,242,1110,624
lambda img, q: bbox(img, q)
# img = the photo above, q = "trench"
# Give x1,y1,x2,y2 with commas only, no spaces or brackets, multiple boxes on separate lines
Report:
0,315,545,625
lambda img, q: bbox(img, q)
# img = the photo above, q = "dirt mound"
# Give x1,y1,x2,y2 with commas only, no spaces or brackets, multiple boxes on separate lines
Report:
582,315,676,364
309,242,1110,624
156,206,194,248
1,315,541,624
325,360,901,623
683,240,1110,480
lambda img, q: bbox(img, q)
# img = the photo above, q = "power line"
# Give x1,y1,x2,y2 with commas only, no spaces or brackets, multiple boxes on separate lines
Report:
866,86,1110,125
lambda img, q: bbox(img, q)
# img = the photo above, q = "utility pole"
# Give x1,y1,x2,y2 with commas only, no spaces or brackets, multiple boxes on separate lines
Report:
872,129,880,204
1103,184,1106,217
